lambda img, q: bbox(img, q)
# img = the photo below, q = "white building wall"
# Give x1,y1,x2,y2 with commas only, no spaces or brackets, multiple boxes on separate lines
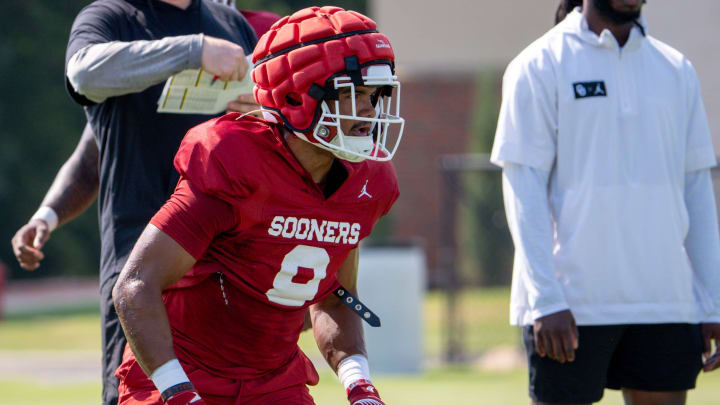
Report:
370,0,720,153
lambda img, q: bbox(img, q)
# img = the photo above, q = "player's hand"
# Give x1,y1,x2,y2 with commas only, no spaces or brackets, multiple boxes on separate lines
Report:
201,36,248,82
347,380,385,405
701,322,720,372
10,219,50,271
226,93,260,115
533,309,579,363
163,385,205,405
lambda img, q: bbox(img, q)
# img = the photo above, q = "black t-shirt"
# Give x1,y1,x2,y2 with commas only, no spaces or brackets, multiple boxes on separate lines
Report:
65,0,257,283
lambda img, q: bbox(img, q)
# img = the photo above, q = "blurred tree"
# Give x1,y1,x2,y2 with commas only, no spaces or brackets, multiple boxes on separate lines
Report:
457,70,513,286
0,1,95,280
0,0,367,281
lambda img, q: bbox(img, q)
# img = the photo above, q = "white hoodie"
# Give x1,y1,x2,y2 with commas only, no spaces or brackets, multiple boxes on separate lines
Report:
491,9,720,326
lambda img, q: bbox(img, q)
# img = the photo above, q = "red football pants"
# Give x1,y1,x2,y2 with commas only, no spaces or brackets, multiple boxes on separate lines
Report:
116,345,317,405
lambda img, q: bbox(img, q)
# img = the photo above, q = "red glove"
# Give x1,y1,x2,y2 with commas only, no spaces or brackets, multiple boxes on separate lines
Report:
162,382,205,405
347,380,386,405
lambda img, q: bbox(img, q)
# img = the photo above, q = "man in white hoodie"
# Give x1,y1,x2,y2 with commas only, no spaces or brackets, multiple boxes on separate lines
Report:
492,0,720,404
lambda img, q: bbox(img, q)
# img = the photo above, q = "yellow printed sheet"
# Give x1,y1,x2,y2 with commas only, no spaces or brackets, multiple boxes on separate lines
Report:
157,68,254,114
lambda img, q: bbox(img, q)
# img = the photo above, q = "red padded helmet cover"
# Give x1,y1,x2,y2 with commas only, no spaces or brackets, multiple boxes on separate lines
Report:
251,6,395,132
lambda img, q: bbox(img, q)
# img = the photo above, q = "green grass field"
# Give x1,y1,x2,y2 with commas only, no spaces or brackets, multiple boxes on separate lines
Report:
1,288,719,404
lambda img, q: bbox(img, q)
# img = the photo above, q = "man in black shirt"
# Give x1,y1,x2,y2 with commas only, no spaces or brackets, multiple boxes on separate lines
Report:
10,1,258,404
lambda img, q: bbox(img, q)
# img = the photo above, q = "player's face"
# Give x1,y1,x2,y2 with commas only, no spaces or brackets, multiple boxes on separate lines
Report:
335,85,379,138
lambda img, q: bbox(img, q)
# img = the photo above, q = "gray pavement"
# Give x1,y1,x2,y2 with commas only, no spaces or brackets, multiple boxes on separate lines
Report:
2,277,99,316
0,277,102,382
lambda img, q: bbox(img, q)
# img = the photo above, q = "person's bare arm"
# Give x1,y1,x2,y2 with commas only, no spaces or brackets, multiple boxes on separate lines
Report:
311,249,386,404
112,224,196,377
10,123,99,270
41,122,99,224
310,248,366,371
226,93,261,115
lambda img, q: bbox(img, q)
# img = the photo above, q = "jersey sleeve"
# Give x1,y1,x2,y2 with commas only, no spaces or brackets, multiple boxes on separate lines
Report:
174,115,253,203
683,60,716,172
150,179,236,260
382,162,400,217
491,50,558,172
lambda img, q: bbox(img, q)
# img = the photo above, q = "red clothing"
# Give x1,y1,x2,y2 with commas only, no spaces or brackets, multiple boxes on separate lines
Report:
118,113,399,401
117,344,315,405
239,10,280,38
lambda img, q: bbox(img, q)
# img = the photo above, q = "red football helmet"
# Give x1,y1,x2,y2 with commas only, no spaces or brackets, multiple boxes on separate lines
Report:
251,6,404,162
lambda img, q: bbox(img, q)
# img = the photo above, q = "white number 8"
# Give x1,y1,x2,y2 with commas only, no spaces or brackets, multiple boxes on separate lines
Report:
266,245,330,307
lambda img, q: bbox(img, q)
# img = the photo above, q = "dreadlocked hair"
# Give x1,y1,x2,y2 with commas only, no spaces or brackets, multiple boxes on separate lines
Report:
555,0,583,25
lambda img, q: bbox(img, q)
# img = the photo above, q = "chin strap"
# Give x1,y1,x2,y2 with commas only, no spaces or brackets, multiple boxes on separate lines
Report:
233,109,280,122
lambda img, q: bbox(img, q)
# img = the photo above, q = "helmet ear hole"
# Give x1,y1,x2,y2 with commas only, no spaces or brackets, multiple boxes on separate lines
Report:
286,92,302,106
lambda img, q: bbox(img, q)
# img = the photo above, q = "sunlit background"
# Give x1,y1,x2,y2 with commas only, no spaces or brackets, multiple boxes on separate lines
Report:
1,1,720,404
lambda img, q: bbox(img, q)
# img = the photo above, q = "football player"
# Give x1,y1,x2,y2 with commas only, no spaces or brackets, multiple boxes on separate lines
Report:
112,6,403,405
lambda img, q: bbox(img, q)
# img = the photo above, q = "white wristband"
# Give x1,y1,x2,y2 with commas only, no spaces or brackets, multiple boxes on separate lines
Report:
337,354,371,390
150,359,190,394
31,206,59,232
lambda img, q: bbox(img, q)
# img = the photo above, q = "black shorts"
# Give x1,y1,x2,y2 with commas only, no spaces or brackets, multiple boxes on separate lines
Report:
523,323,704,403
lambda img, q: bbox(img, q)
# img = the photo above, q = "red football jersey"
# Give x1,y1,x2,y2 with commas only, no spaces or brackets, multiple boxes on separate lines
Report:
149,113,399,381
239,9,281,38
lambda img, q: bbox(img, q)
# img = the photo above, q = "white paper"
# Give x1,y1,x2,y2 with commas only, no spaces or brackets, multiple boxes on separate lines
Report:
157,57,254,114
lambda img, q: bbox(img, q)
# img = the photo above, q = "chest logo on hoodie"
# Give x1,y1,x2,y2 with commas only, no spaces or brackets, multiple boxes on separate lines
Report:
573,81,607,99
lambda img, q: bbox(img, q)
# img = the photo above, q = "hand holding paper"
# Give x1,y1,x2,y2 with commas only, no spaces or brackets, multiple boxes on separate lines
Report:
157,55,254,115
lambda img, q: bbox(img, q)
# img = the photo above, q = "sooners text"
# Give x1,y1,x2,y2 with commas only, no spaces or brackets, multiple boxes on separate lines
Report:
267,216,361,245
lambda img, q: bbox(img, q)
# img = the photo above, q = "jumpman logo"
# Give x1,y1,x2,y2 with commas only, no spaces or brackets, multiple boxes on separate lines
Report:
358,180,372,199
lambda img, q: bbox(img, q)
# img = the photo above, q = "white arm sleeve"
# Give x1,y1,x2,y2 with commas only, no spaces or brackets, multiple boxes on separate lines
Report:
66,34,204,103
684,169,720,322
502,163,568,320
683,61,716,172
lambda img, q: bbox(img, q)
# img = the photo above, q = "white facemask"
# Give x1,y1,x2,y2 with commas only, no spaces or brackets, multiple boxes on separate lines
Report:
295,64,405,162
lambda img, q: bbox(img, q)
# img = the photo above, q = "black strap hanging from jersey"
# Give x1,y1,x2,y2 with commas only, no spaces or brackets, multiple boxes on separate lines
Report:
333,285,381,327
